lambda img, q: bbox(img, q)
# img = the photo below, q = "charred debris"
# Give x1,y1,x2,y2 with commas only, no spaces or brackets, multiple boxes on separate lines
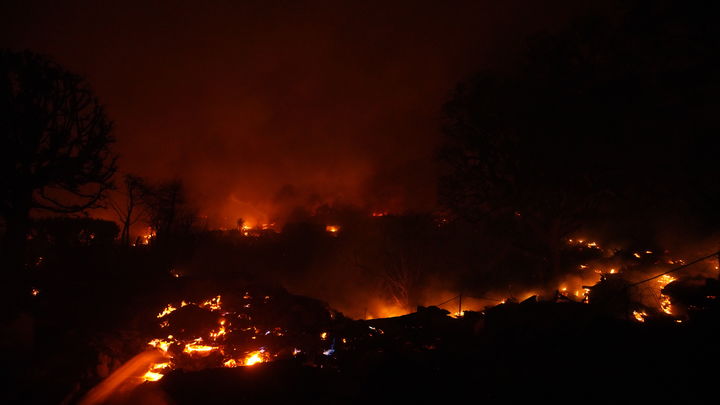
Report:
72,275,720,404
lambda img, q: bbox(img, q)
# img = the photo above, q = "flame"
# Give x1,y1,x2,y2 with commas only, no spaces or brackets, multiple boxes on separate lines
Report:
210,320,227,339
223,358,239,367
660,295,673,315
157,304,177,318
136,227,156,246
244,349,268,366
325,225,340,234
200,295,222,311
142,362,171,382
633,310,648,322
31,288,40,296
148,337,173,352
657,275,676,315
142,371,164,382
183,339,218,354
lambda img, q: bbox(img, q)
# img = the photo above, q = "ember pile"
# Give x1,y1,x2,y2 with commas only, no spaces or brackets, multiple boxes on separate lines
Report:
141,286,353,382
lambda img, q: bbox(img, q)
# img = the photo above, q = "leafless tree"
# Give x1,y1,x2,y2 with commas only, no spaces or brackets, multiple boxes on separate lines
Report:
108,174,146,247
1,50,116,272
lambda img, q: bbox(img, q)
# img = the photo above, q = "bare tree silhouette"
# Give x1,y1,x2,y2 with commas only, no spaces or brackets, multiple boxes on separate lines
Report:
0,50,117,286
109,174,146,247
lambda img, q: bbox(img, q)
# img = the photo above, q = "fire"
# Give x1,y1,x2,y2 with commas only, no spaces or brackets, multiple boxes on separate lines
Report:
244,349,268,366
633,310,648,322
372,211,387,217
157,304,177,318
142,362,170,382
567,238,602,250
183,341,218,354
657,275,676,315
31,288,40,296
223,350,269,367
657,275,676,286
200,295,222,311
148,337,173,352
142,371,164,382
325,225,340,234
136,227,156,246
210,320,227,339
660,295,673,315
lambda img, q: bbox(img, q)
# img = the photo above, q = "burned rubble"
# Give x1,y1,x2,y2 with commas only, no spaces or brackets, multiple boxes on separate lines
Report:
64,272,720,404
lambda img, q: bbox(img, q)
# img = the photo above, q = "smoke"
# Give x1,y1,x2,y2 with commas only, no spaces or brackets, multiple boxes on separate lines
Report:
0,0,605,232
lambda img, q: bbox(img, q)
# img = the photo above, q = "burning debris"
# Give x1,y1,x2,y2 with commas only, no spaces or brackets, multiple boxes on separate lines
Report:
324,225,340,235
140,287,348,381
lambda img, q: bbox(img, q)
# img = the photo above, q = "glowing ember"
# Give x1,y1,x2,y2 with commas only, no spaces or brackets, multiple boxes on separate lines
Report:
210,320,227,339
148,337,173,352
143,362,171,382
223,358,239,368
633,310,648,322
183,340,218,354
144,292,339,378
142,371,164,382
200,295,222,311
657,275,676,315
136,227,156,246
657,275,676,286
325,225,340,234
244,349,268,366
157,304,177,318
660,295,673,315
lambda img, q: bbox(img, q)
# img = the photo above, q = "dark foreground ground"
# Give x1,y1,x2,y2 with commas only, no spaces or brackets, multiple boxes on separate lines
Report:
82,301,720,404
4,242,720,404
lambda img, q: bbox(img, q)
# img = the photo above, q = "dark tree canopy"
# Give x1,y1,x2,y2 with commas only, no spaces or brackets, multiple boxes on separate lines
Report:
439,0,720,283
0,50,117,220
0,50,117,281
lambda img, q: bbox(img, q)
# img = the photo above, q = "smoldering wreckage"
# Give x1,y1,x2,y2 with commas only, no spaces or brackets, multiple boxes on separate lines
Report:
6,215,720,404
42,259,720,404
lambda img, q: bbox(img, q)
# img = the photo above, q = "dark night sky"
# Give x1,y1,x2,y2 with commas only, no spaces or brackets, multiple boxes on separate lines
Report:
1,0,605,227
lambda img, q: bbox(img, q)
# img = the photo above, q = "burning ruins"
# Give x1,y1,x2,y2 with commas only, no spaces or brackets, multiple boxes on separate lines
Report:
4,1,720,404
